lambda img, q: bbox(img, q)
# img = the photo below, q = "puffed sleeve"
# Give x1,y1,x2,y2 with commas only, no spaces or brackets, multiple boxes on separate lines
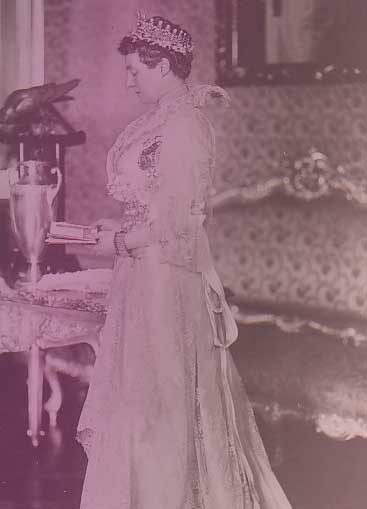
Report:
149,109,215,272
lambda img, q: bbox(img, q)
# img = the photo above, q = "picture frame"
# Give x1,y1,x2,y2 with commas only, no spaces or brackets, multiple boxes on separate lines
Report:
216,0,367,86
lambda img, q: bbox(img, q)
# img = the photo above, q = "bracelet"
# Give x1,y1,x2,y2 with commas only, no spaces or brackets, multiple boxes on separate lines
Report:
113,231,132,257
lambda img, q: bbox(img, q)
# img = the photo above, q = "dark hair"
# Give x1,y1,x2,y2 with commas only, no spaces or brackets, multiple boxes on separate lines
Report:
118,16,193,80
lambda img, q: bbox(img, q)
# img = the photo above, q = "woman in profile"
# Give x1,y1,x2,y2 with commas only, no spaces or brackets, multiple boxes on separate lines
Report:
77,14,292,509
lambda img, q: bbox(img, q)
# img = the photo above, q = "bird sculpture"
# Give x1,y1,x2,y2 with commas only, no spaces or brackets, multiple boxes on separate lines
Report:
0,78,80,138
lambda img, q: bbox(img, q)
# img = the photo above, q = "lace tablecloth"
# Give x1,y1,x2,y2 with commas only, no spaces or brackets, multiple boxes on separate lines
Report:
0,274,108,446
0,280,107,354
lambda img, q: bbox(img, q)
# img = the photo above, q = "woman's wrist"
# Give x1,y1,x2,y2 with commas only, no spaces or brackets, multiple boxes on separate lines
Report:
113,231,132,257
123,226,151,250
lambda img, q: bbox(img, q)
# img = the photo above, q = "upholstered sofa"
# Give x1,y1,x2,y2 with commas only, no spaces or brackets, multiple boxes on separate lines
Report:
211,148,367,441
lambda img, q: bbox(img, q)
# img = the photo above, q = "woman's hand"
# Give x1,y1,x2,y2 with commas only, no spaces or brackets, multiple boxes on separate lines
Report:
124,225,151,250
94,229,116,257
92,218,121,232
90,219,152,256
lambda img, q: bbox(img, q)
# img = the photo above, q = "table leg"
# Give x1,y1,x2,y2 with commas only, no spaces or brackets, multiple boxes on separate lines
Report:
44,363,63,428
27,344,44,447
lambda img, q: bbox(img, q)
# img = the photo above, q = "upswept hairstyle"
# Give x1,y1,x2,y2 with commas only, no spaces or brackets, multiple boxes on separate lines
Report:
118,16,193,80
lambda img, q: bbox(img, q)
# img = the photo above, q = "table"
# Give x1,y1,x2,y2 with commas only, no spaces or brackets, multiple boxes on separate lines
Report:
0,284,105,446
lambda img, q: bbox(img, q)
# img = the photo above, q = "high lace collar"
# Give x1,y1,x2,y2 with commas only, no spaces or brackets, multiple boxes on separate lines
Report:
109,82,231,160
157,83,191,109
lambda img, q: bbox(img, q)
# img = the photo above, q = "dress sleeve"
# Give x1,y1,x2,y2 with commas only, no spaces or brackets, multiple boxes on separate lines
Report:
149,110,215,272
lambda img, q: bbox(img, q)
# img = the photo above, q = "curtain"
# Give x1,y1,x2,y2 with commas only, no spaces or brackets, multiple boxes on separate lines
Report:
0,0,44,103
0,0,44,185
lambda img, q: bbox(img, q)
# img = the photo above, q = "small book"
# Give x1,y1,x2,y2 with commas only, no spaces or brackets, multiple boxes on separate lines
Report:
46,221,98,245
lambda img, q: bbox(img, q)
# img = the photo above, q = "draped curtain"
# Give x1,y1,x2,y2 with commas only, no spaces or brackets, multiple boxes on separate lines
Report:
0,0,44,192
0,0,44,103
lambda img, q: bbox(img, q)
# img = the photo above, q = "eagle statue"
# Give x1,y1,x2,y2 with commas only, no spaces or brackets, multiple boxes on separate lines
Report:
0,78,80,138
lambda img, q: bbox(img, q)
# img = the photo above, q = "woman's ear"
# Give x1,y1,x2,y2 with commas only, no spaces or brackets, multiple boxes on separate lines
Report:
160,58,171,77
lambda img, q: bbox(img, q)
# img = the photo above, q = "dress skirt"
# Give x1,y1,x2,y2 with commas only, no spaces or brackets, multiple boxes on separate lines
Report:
77,249,292,509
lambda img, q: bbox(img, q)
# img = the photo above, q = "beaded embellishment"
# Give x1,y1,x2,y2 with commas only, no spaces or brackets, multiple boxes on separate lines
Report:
138,136,162,190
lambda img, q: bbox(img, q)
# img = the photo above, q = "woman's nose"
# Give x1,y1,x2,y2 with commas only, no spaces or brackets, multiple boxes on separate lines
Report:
126,74,135,88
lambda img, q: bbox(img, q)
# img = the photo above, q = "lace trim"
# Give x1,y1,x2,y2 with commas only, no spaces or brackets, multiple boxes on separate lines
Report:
105,83,225,192
75,427,94,457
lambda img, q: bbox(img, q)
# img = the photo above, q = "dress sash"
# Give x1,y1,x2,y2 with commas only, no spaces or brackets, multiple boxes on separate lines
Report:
202,266,261,508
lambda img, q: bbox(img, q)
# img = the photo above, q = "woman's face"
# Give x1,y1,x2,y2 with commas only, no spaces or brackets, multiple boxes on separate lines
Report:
124,53,164,104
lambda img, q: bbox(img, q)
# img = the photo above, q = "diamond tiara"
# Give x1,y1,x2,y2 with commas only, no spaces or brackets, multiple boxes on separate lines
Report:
129,14,194,56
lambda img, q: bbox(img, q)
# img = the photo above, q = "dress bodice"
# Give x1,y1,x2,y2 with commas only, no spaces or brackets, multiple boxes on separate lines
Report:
106,85,229,234
106,109,161,232
107,130,162,232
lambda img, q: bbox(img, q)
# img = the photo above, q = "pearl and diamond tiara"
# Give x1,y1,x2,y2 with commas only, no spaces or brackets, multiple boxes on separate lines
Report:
129,13,194,56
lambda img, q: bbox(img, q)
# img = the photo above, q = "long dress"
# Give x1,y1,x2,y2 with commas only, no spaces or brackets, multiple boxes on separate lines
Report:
76,84,292,509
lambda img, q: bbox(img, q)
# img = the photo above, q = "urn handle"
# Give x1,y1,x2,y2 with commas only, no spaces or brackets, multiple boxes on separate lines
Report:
46,167,63,210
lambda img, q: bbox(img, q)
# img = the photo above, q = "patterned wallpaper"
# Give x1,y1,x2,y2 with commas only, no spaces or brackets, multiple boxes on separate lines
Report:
211,84,367,190
44,0,72,85
44,0,367,315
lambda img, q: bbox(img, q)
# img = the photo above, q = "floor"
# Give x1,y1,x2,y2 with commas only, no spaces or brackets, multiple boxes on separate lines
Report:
1,346,367,509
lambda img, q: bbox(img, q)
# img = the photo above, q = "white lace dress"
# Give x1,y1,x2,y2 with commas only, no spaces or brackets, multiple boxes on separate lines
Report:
76,85,292,509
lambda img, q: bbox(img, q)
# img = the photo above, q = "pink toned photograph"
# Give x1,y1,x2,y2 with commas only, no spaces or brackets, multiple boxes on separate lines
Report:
1,1,367,508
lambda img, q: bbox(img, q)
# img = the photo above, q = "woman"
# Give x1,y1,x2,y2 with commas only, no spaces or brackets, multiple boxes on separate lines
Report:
77,14,292,509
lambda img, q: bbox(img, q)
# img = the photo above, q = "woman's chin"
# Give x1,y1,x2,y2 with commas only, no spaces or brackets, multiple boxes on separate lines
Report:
137,94,156,105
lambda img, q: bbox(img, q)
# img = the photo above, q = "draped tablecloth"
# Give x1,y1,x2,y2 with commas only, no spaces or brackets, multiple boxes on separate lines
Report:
0,287,106,352
0,283,106,445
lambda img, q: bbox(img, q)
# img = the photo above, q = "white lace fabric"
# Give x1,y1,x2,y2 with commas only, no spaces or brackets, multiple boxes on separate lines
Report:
77,85,292,509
